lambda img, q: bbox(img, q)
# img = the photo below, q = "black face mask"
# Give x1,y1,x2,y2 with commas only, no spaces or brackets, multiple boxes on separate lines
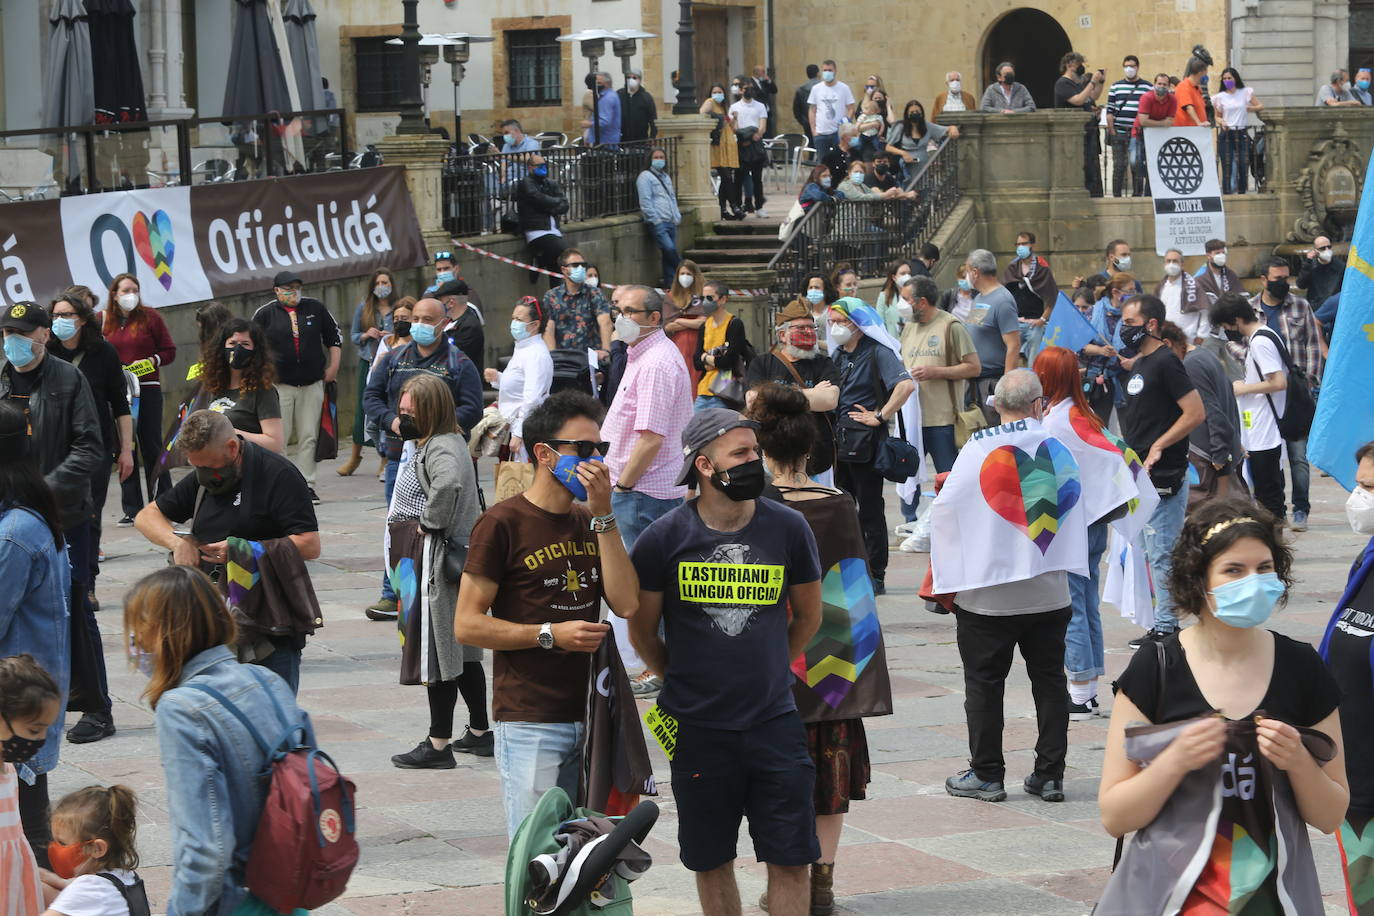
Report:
909,112,926,131
1075,64,1086,77
1224,328,1244,344
392,320,412,339
227,345,253,370
195,451,241,496
1002,71,1016,84
2,715,45,764
1265,278,1291,302
1118,322,1153,358
708,458,766,502
398,415,422,441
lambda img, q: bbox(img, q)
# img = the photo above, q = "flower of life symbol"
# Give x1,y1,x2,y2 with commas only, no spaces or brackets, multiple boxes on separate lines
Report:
1156,137,1204,195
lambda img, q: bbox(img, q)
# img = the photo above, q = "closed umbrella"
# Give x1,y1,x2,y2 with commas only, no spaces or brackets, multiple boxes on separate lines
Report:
42,0,94,192
223,0,294,118
282,0,326,113
87,0,146,124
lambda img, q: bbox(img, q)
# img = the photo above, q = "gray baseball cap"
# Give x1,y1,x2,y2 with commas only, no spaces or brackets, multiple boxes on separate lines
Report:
675,407,760,486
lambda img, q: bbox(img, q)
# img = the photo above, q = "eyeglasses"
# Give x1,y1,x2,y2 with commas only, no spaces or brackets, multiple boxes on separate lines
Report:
564,261,586,269
703,295,717,303
541,439,610,459
51,310,78,319
619,307,651,317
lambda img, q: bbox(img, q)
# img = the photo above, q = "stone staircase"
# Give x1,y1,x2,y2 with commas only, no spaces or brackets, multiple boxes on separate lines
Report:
683,217,783,292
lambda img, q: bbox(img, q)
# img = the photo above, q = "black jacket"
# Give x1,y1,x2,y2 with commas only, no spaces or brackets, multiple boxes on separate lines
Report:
48,338,130,455
515,173,569,235
793,79,819,132
251,297,343,386
0,355,104,531
618,87,658,143
1297,257,1345,310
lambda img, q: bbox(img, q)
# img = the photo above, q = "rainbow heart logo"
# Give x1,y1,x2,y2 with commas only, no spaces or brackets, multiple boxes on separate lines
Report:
131,209,175,291
978,439,1081,554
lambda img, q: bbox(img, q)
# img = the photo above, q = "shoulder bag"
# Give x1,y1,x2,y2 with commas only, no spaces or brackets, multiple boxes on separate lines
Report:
866,350,922,482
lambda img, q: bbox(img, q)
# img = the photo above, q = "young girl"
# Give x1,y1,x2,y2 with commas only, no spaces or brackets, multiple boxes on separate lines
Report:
41,786,149,916
1,654,62,916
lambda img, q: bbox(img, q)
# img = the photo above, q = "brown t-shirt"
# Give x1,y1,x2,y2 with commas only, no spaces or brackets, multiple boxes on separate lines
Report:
465,494,604,723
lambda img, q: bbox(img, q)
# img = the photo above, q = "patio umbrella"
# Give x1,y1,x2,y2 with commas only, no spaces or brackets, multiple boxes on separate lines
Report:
282,0,326,113
223,0,294,118
42,0,94,191
87,0,146,124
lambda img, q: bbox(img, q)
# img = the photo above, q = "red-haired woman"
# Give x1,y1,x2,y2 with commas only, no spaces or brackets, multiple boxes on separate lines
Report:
1034,346,1121,718
102,273,176,525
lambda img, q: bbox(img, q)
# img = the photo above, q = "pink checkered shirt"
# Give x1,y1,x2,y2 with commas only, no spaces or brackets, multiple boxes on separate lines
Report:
605,328,693,499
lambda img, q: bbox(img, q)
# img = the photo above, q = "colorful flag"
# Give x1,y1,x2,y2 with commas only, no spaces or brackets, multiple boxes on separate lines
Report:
1033,292,1103,359
1309,154,1374,490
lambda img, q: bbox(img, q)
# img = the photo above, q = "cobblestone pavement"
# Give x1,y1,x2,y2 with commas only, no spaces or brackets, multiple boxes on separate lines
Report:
69,460,1363,915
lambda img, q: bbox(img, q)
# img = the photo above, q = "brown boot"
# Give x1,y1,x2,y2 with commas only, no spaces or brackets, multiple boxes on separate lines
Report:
336,443,363,476
810,862,834,916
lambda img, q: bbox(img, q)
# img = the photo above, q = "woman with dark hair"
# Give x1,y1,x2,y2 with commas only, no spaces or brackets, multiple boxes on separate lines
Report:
664,259,708,390
0,401,72,872
342,267,398,476
747,382,890,916
870,88,892,128
47,295,133,608
798,163,837,214
885,99,957,181
484,296,554,461
699,82,744,220
102,273,175,525
124,565,314,915
1097,500,1347,914
874,259,914,338
198,319,283,453
385,373,490,767
1213,66,1262,195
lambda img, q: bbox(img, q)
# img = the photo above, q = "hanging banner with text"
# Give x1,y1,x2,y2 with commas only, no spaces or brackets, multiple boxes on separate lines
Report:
1144,127,1226,256
0,166,427,310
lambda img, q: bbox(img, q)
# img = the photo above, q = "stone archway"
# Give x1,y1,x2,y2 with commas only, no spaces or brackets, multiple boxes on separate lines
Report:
981,8,1073,110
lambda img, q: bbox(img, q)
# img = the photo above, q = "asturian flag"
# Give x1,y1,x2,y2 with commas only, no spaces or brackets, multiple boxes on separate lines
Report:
1309,155,1374,490
1033,293,1104,360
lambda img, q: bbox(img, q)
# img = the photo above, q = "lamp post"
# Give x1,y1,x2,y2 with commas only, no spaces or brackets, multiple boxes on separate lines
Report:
611,29,656,80
388,32,493,144
557,30,620,146
419,44,440,123
671,1,697,114
395,0,426,135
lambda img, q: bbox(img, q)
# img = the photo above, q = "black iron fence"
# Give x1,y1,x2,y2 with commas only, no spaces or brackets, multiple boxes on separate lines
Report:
769,138,960,302
0,109,356,201
441,138,679,237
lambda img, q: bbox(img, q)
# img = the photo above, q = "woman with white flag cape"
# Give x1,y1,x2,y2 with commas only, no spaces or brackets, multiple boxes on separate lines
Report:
826,297,920,594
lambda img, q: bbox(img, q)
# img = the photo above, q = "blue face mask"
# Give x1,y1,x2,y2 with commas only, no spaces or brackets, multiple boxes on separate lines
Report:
1361,79,1371,91
435,270,455,284
848,135,862,148
551,454,602,501
51,317,79,341
1015,244,1031,260
805,288,825,304
3,334,34,366
510,319,533,341
567,265,587,284
822,70,835,83
651,158,666,170
1211,571,1284,629
712,92,725,104
957,277,972,291
533,165,549,177
409,322,438,346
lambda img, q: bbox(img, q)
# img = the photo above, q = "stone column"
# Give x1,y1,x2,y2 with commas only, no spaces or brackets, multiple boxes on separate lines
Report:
375,133,453,255
655,113,717,227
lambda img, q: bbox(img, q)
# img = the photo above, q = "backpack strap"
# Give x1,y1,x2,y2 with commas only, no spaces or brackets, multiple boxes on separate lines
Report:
1248,327,1292,424
96,873,151,916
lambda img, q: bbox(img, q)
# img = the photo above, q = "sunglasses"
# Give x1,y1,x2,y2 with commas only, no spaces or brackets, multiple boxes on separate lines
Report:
704,295,717,303
541,439,610,459
565,261,587,269
434,251,453,261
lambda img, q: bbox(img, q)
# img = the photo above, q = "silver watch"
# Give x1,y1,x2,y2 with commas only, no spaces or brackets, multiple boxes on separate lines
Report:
537,622,555,650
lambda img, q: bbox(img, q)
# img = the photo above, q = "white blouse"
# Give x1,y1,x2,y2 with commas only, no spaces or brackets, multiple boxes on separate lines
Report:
492,335,554,442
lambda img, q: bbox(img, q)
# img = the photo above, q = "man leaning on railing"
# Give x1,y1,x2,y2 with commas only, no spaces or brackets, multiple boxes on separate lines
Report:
515,155,570,284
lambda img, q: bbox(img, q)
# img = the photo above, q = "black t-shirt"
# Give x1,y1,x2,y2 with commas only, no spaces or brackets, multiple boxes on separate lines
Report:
1119,346,1196,491
630,498,821,730
1054,75,1089,109
50,340,130,453
1329,552,1374,818
745,350,840,474
445,307,485,374
155,438,318,544
1115,631,1341,727
207,386,281,436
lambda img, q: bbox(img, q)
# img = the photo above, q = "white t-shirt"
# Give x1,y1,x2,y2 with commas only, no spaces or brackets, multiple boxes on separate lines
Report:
51,870,138,916
1238,329,1286,451
728,98,768,132
1212,88,1253,129
806,80,856,135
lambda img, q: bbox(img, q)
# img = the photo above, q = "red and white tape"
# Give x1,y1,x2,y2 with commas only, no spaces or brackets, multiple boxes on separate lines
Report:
450,239,771,298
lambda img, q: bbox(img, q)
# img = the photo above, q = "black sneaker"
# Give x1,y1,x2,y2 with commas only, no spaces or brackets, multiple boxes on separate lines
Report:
1128,629,1173,650
87,591,100,613
450,727,494,757
116,516,135,527
872,578,886,597
66,712,115,744
308,487,321,505
1068,700,1096,722
1024,773,1065,802
391,740,456,769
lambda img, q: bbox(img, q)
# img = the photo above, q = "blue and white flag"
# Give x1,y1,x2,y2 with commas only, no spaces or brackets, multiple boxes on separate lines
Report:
1033,292,1103,359
1309,156,1374,490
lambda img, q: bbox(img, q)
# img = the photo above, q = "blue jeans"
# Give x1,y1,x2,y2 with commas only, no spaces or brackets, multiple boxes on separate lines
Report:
495,720,585,838
901,425,958,520
693,394,726,411
1286,436,1310,514
1066,519,1109,680
649,222,680,290
813,132,838,163
380,456,401,601
612,490,683,550
1218,128,1250,194
257,637,302,696
1143,484,1188,633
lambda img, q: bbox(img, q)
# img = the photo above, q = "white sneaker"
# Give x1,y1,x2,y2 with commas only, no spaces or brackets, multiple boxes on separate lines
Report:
755,207,769,218
898,533,929,553
894,521,918,536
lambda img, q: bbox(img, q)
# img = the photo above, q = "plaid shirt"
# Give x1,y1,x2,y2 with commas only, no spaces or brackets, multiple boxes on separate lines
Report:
542,282,610,352
1247,292,1326,388
604,328,692,500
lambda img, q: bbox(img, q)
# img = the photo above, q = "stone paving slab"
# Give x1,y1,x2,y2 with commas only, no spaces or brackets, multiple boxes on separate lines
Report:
60,462,1366,914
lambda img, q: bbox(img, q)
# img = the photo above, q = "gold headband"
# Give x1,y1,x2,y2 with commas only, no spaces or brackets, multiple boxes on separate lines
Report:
1200,517,1258,546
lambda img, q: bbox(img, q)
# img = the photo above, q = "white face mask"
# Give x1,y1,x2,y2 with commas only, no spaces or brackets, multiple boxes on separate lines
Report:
614,314,643,343
627,78,639,90
1348,485,1374,535
117,292,139,312
829,322,853,345
1318,249,1334,264
1211,251,1228,268
896,273,912,287
1124,66,1138,79
896,301,914,321
677,273,694,289
948,80,961,92
1164,262,1182,278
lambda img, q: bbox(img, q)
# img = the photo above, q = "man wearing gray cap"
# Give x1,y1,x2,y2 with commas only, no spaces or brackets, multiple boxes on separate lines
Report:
629,407,823,916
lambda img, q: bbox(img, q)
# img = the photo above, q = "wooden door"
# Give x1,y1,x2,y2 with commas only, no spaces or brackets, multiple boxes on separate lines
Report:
693,8,730,95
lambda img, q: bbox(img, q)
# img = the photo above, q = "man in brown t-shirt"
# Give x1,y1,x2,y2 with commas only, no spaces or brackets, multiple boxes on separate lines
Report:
455,390,639,837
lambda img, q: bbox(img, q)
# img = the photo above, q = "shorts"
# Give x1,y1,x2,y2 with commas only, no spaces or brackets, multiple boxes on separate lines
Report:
669,709,820,872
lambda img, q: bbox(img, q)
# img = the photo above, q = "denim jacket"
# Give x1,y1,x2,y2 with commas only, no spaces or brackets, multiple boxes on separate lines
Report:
156,646,314,916
0,505,70,780
636,168,681,227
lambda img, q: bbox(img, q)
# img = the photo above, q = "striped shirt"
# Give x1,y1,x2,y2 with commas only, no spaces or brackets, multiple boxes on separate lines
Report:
604,328,692,500
1248,292,1326,388
1107,78,1151,136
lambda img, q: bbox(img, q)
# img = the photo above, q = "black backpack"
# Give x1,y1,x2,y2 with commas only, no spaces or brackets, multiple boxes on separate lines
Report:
96,873,151,916
1250,326,1316,441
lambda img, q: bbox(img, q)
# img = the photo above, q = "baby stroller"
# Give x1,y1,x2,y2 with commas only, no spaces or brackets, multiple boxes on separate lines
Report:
504,788,659,915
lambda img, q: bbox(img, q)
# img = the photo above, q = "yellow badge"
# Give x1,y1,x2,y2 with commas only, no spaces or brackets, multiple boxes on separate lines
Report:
9,303,26,318
125,358,156,377
642,704,678,760
1242,409,1254,430
187,362,203,381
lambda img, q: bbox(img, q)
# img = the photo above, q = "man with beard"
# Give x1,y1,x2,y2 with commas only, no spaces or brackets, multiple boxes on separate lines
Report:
744,299,840,485
629,408,822,916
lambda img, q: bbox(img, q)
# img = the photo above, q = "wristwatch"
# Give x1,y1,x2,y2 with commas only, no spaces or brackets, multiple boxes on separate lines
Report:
537,622,555,650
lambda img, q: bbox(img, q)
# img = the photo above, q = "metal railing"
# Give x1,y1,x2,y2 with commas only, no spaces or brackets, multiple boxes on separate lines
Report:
769,137,960,300
0,108,356,201
440,138,679,237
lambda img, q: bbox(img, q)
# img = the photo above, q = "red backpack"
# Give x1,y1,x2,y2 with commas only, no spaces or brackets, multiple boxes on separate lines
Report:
189,670,359,913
